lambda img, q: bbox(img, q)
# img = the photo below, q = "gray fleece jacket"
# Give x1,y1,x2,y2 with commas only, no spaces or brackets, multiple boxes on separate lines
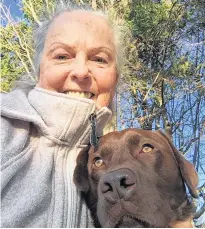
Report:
1,87,112,228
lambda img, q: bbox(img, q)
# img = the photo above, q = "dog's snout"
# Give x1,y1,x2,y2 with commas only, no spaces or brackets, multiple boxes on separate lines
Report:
100,168,136,203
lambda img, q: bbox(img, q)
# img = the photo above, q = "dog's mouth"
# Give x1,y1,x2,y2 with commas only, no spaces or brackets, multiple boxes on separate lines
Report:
115,215,151,228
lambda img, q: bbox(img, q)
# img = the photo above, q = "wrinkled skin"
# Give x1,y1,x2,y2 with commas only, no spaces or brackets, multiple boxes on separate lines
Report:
37,11,117,108
74,129,198,227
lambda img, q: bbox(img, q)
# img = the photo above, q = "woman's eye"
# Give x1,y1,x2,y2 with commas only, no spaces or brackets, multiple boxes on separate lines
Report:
93,157,104,168
56,55,69,60
142,144,154,153
94,57,107,63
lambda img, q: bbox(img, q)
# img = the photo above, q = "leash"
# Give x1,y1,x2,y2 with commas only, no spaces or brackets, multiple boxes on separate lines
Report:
89,113,99,149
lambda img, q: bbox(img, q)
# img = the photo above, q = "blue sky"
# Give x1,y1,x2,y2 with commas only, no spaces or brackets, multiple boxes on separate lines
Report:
3,0,22,18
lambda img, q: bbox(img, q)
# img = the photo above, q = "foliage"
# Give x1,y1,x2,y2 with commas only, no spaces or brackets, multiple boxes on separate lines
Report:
116,0,205,224
1,3,35,91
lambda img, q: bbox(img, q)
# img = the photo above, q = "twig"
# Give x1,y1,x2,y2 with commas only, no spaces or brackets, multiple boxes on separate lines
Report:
142,70,161,103
23,0,41,25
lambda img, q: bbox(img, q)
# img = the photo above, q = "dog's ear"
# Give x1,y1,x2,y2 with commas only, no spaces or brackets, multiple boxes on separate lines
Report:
73,148,90,193
156,130,199,198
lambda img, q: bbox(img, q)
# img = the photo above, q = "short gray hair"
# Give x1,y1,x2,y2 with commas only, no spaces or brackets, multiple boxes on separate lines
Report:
32,0,126,80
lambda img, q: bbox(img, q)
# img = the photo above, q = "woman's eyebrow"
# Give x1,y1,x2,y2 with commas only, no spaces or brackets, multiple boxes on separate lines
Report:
88,47,114,61
47,42,76,54
89,47,112,54
47,42,113,56
49,41,70,47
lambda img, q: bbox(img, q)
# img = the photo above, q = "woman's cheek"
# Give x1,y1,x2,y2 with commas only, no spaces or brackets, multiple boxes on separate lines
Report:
96,92,112,107
97,72,117,92
39,65,64,90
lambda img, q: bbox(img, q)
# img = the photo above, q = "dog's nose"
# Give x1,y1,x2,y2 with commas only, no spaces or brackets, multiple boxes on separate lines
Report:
100,168,136,203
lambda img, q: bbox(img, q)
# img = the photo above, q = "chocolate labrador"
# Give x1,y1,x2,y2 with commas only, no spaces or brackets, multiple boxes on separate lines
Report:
74,129,198,228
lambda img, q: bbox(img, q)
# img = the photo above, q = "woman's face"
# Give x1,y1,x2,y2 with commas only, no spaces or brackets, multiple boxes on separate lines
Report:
38,11,118,108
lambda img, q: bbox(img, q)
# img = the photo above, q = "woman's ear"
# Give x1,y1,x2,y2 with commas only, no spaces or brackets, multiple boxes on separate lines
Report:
73,148,90,193
156,130,199,198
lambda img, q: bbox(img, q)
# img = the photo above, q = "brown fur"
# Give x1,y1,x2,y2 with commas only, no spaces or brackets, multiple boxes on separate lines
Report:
74,129,198,227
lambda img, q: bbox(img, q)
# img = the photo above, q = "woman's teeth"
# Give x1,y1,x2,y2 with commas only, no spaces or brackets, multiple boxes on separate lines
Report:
66,91,93,99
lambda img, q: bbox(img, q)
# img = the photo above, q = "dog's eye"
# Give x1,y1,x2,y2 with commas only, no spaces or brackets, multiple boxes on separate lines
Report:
93,157,104,168
142,144,154,153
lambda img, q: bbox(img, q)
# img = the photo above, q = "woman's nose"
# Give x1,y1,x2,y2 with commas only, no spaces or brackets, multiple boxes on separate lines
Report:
69,54,89,82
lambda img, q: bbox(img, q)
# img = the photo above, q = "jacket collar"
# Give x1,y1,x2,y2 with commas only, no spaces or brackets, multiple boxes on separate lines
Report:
1,87,112,146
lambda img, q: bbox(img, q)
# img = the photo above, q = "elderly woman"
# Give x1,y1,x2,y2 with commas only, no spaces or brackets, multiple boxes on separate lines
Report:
1,2,122,228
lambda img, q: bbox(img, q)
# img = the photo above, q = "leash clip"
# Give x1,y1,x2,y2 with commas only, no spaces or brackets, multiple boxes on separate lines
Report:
89,113,98,149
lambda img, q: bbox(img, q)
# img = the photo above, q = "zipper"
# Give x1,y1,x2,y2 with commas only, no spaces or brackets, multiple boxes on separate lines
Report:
89,113,98,149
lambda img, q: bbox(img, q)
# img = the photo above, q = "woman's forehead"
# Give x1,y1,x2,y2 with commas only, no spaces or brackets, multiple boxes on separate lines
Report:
45,11,115,48
52,10,107,26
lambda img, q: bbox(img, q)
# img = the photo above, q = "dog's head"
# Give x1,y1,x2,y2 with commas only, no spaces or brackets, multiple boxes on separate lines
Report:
74,129,198,227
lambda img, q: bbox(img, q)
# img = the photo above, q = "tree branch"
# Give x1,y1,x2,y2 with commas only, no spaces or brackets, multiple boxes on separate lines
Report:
23,0,41,25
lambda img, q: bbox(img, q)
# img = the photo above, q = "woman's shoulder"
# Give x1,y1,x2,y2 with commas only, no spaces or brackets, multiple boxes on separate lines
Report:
1,86,36,120
1,114,31,165
1,88,36,154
